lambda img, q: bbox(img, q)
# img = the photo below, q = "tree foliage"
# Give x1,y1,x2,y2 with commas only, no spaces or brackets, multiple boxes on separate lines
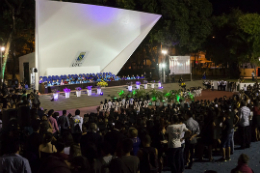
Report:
0,0,35,81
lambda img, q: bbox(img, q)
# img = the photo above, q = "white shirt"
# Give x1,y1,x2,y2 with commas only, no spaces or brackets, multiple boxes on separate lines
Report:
167,124,189,148
73,115,83,131
64,147,70,155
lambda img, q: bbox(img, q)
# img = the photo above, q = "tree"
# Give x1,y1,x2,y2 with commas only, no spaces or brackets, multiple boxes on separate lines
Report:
205,9,244,78
237,13,260,74
0,0,35,83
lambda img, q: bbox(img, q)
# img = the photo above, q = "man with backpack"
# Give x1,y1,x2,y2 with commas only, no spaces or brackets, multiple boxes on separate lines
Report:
137,135,158,173
73,109,83,133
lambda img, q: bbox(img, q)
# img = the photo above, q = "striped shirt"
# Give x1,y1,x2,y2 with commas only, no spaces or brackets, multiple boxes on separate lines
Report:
239,106,250,127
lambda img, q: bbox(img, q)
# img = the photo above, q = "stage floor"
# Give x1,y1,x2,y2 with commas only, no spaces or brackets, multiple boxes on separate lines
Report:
38,80,236,115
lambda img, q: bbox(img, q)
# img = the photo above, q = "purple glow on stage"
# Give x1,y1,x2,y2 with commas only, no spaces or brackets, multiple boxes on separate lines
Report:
136,81,141,85
100,92,103,96
87,86,92,90
86,5,117,24
63,88,71,93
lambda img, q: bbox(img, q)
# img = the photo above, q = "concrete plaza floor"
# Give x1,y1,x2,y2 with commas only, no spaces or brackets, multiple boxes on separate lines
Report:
38,80,205,113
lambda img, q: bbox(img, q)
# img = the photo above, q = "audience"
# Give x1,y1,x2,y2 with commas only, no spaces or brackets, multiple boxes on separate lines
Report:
40,73,145,85
1,80,260,173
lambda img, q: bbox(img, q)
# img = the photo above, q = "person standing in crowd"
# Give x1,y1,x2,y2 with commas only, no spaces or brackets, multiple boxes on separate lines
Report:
202,71,206,80
166,114,190,173
184,111,200,169
252,71,255,81
137,135,158,173
58,110,71,134
48,109,60,136
109,138,140,173
238,101,251,149
73,109,83,132
128,128,141,156
0,140,32,173
80,123,103,154
104,121,126,155
219,112,233,162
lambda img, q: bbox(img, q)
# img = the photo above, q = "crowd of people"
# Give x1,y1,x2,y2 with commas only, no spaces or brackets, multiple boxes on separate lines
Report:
0,80,259,173
39,73,145,86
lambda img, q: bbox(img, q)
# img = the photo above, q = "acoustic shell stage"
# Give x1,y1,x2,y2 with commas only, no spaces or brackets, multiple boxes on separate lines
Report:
22,0,161,90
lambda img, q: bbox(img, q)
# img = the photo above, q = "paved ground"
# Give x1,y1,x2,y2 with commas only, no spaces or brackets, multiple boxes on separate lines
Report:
38,80,205,111
162,142,260,173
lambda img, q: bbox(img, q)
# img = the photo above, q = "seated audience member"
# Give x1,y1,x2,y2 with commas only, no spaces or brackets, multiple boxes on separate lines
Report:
109,138,140,173
0,140,32,173
60,79,65,85
136,75,140,79
131,75,136,80
47,81,52,86
231,154,253,173
127,75,131,80
64,80,68,84
78,75,82,80
56,79,60,85
76,79,80,84
52,80,57,85
66,77,70,81
140,74,144,79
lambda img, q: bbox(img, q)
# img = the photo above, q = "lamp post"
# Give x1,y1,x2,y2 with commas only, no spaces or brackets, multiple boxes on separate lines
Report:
0,47,5,83
161,50,167,83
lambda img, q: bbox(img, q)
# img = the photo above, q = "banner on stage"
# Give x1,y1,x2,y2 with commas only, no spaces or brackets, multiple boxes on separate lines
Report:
169,56,190,74
71,51,89,67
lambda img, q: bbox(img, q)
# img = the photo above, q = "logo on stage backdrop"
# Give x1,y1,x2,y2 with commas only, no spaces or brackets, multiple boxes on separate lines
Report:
71,51,88,67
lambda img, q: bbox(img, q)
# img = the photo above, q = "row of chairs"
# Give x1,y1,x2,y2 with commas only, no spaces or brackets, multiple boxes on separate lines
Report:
40,72,115,82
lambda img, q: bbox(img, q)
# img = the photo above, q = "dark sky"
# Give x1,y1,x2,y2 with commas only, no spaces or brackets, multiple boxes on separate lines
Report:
210,0,260,15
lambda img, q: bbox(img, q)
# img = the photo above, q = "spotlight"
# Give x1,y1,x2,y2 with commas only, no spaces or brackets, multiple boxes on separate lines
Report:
100,92,103,96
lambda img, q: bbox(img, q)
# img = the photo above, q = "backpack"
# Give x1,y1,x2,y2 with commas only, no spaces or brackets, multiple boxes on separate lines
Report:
140,147,158,173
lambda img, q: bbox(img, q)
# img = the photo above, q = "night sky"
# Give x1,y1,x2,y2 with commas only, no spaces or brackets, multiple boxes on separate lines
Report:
210,0,260,15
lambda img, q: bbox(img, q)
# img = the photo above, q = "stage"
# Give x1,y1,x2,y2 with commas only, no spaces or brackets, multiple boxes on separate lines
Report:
38,80,236,115
39,79,146,94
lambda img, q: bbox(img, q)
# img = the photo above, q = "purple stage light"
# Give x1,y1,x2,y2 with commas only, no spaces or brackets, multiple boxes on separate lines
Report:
100,92,103,95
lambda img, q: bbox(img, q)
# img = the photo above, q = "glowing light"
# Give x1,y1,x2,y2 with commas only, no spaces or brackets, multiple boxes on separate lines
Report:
152,96,157,101
119,90,125,96
0,47,5,51
162,50,167,55
165,92,171,97
133,90,137,95
162,63,166,68
100,92,103,95
176,95,180,102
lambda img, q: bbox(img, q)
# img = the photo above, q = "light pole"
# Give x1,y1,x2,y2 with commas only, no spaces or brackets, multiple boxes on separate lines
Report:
161,50,167,83
0,47,5,83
